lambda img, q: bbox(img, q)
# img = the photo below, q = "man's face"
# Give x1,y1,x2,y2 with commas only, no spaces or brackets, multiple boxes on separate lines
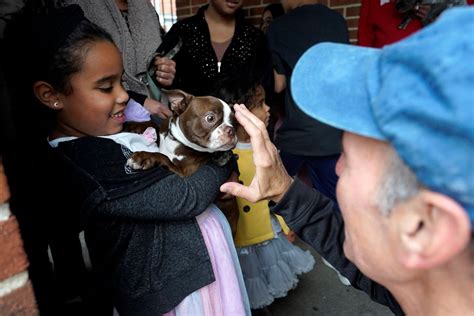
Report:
335,133,399,283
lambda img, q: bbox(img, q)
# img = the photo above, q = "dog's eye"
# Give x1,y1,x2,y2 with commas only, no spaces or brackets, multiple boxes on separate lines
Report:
205,114,216,123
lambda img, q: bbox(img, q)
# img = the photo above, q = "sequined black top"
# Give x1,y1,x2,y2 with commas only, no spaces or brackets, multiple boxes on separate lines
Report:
162,5,271,96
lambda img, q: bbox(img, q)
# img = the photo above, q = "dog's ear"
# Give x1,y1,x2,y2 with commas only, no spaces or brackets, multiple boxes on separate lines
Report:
162,89,194,115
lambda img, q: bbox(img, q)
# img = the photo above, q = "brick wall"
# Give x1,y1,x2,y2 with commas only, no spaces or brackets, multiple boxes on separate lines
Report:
0,159,39,316
174,0,361,43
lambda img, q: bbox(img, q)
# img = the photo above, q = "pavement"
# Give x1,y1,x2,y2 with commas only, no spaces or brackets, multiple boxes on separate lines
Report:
268,239,394,316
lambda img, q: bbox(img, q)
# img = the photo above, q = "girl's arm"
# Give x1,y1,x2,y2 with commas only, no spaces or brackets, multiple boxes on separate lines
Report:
97,160,232,221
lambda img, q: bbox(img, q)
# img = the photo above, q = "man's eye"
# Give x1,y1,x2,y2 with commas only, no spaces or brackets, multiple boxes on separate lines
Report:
205,114,215,123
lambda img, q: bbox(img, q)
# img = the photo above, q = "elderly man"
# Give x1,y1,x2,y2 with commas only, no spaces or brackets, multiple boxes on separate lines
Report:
221,7,474,315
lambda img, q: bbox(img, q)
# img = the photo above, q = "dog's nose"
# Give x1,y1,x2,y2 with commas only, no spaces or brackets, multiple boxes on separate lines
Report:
225,126,235,137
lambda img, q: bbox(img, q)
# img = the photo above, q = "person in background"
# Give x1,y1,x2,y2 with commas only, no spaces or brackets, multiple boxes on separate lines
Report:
266,0,350,278
260,3,284,33
162,0,273,101
221,7,474,315
63,0,175,119
357,0,423,47
358,0,473,47
214,77,315,316
260,2,286,144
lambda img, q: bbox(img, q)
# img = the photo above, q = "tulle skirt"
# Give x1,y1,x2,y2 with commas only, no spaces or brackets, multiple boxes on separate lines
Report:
237,217,315,309
115,204,250,316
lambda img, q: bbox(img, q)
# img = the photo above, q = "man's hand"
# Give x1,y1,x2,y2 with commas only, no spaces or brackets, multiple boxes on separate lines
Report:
415,4,431,20
153,56,176,87
220,104,293,203
143,97,173,119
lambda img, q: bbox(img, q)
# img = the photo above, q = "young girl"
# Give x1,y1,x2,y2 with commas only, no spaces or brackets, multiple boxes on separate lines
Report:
214,78,315,312
10,5,249,315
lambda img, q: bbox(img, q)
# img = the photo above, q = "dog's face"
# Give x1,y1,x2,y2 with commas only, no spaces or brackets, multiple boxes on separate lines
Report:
165,89,238,152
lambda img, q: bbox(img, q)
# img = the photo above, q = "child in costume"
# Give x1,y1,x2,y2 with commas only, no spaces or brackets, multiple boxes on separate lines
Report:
214,78,315,312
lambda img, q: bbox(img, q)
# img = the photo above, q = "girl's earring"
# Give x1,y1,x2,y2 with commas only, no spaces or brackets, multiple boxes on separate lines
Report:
53,101,59,108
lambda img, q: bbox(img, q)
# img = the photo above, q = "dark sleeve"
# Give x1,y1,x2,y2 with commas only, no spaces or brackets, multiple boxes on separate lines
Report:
266,26,286,76
271,179,404,316
127,90,147,106
97,160,232,221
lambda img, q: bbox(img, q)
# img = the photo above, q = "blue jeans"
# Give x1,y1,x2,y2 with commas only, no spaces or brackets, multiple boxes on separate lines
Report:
279,151,340,210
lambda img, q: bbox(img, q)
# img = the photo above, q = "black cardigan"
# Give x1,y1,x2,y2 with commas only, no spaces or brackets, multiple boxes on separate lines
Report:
162,5,272,96
52,137,232,315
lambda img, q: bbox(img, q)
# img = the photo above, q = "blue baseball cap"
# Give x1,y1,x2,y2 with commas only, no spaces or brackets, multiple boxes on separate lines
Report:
291,7,474,228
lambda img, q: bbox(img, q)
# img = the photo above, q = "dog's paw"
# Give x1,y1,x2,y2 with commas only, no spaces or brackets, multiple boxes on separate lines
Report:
126,152,157,170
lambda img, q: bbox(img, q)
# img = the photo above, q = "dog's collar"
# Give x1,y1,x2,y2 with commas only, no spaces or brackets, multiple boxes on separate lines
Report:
169,117,215,153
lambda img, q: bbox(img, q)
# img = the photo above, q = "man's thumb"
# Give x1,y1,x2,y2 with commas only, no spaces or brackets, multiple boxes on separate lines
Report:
220,182,256,202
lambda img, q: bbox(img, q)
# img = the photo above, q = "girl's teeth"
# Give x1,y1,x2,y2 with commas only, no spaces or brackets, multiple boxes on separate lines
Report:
111,112,124,118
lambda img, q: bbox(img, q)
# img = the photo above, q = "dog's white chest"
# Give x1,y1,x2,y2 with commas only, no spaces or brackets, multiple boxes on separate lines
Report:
158,133,185,162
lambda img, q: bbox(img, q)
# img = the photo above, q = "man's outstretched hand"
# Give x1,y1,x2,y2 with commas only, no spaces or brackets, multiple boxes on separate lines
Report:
220,104,293,203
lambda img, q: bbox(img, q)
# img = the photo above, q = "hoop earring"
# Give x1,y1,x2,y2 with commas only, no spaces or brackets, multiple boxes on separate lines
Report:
53,101,59,108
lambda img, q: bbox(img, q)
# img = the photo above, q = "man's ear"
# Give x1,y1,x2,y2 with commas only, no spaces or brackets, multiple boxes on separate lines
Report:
394,189,471,269
33,81,63,110
162,89,193,115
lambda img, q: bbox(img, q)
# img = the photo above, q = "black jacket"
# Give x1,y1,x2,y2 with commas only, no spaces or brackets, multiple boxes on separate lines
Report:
162,5,272,96
52,137,232,315
271,179,404,316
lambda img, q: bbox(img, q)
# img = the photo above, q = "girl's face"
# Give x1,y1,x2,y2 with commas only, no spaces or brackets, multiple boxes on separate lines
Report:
249,85,270,127
209,0,243,17
55,41,128,137
260,10,273,33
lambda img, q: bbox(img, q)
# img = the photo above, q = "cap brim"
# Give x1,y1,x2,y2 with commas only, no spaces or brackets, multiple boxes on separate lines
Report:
291,43,386,141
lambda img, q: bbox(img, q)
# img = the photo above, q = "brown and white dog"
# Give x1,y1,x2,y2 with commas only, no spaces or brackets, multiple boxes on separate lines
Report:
125,89,238,177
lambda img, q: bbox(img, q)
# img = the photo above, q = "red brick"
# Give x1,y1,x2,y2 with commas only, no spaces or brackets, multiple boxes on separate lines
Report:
0,282,38,316
0,162,10,204
175,0,190,6
243,0,262,6
0,217,28,281
249,7,264,16
245,17,262,27
177,7,191,17
191,0,207,5
319,0,330,6
346,5,361,16
333,7,344,15
330,0,361,6
346,17,359,28
349,29,358,40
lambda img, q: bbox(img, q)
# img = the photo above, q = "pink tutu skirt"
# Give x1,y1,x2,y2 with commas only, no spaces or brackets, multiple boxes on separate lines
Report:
115,205,250,315
164,204,250,316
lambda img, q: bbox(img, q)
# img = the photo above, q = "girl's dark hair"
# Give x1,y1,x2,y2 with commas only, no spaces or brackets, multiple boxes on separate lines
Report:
2,5,114,138
212,76,262,110
45,20,114,94
263,3,284,19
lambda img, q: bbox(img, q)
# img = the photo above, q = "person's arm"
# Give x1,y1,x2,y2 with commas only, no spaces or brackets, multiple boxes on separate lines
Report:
97,160,232,221
220,104,404,315
357,0,374,47
273,70,286,93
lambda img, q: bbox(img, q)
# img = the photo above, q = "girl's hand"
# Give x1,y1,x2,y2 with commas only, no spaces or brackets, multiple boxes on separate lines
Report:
220,104,293,203
153,56,176,86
